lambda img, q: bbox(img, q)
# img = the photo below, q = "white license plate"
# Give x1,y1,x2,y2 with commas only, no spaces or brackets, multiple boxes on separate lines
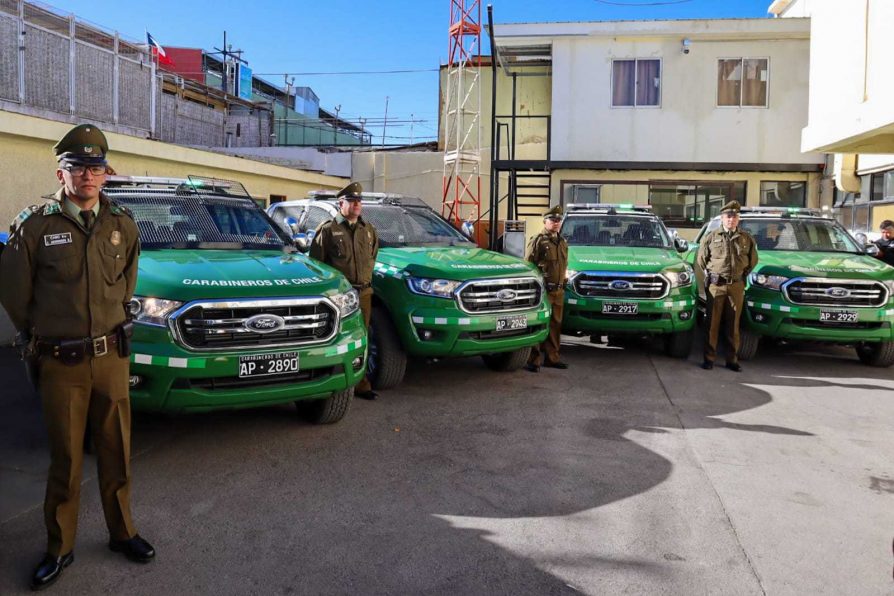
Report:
602,302,639,315
819,310,858,323
238,352,299,378
496,314,528,331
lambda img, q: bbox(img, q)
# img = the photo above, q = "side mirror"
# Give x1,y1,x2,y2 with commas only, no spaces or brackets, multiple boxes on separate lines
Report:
866,244,880,257
855,232,868,246
284,216,300,237
674,236,688,253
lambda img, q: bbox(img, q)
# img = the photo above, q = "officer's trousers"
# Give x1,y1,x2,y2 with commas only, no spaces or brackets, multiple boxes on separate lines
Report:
529,289,564,366
356,288,373,393
39,352,136,556
704,281,745,364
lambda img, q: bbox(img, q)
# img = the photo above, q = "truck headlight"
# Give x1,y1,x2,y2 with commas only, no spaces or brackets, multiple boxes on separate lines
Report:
882,280,894,296
565,269,579,283
407,277,462,298
330,289,360,317
128,297,183,327
749,272,789,291
665,266,693,288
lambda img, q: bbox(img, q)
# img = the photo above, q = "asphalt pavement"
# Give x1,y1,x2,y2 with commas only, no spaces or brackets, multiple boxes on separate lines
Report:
1,336,892,595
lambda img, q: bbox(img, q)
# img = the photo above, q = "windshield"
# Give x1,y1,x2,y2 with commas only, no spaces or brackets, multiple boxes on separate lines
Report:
561,215,672,248
361,205,472,248
723,218,861,253
111,194,290,250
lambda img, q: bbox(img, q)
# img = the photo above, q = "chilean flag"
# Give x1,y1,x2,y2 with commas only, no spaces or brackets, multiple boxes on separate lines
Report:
147,32,174,67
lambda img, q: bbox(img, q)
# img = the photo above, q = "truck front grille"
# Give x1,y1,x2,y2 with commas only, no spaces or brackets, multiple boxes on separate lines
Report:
172,298,338,351
573,273,669,300
782,278,888,308
456,277,542,313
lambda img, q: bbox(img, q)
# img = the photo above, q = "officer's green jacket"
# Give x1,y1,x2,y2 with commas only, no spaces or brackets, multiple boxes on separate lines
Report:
696,227,758,281
0,189,140,339
310,214,379,287
527,228,568,287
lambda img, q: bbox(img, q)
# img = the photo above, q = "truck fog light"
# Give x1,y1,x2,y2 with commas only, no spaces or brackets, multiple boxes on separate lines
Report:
754,313,766,323
128,375,143,388
351,357,363,372
421,330,434,340
679,311,691,321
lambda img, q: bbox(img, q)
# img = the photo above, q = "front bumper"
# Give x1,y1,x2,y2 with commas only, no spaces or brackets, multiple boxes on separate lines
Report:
387,294,550,357
561,289,696,335
743,288,894,343
128,311,367,413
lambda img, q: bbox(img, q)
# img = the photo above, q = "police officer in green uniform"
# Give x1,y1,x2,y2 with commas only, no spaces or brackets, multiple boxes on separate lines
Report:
525,205,569,372
0,124,155,591
310,182,380,400
696,200,758,372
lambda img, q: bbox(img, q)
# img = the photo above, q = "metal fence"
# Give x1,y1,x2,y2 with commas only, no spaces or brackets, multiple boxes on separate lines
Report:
0,0,270,147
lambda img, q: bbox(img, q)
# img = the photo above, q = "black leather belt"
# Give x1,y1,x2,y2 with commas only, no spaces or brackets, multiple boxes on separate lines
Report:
352,283,371,291
37,332,119,359
546,282,563,292
708,274,740,286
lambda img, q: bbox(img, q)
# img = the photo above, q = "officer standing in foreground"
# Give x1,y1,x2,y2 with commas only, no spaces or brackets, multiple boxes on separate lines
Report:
310,182,380,400
696,200,758,372
872,220,894,267
0,124,154,591
525,205,569,372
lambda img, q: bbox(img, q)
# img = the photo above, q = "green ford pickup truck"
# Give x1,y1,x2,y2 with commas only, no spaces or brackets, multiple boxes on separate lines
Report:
268,193,550,389
560,204,697,357
103,176,367,422
688,207,894,366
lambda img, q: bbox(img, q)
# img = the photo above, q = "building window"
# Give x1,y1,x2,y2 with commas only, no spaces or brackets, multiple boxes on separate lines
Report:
649,182,744,226
567,184,601,203
269,194,287,204
870,171,894,201
717,58,768,107
612,59,661,107
759,181,806,207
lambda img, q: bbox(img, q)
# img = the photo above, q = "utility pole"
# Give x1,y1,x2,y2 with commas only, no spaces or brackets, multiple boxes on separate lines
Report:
381,96,389,147
334,104,341,146
410,113,414,145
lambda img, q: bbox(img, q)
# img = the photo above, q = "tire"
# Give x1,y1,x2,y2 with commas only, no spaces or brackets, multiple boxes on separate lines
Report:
299,387,352,425
737,326,760,361
855,341,894,367
664,329,694,358
368,306,407,390
481,346,531,372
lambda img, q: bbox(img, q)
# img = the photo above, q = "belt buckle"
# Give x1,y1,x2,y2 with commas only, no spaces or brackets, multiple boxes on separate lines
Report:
92,336,108,357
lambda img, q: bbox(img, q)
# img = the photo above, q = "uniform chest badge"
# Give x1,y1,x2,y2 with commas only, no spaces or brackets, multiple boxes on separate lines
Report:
43,232,72,247
110,231,121,246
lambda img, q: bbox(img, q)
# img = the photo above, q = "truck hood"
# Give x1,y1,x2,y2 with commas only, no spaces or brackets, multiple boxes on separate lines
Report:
136,249,347,301
568,246,688,273
753,250,894,280
377,246,538,280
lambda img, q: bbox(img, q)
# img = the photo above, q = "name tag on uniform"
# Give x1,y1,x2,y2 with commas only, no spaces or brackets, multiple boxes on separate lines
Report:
44,233,72,247
332,231,344,236
713,237,722,243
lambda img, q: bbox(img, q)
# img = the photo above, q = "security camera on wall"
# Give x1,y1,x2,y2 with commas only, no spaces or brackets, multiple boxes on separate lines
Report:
681,38,691,55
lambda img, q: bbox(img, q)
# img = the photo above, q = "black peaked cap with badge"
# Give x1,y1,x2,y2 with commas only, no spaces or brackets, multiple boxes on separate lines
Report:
54,124,108,165
336,182,363,200
719,200,741,214
544,205,563,220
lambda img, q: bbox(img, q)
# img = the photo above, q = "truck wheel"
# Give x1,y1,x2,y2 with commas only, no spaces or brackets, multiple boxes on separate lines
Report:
664,329,694,358
369,306,407,390
855,341,894,367
481,347,531,372
737,327,760,361
299,388,352,424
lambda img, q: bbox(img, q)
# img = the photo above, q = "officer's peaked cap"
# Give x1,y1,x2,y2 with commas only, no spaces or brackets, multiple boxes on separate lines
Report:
336,182,363,200
544,205,563,220
54,124,108,166
719,200,741,214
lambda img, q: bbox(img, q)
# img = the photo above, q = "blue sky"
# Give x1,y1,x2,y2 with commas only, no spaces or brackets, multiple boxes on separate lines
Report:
54,0,774,144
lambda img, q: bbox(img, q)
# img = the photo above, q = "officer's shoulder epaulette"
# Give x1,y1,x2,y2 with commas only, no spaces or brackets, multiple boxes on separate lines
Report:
108,200,135,219
40,201,63,216
9,204,40,235
315,219,335,233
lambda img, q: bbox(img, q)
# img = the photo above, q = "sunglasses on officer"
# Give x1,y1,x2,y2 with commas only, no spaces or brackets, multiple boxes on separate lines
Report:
60,163,107,177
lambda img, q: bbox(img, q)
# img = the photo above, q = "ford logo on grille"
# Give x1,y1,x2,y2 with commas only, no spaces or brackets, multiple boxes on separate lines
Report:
826,287,850,298
610,280,633,291
496,289,517,302
244,314,286,334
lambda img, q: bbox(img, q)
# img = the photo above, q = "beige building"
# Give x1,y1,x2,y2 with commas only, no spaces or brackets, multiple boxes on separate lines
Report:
358,17,823,242
770,0,894,230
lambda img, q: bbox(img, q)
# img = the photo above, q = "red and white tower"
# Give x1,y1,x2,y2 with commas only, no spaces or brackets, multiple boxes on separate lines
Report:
442,0,482,243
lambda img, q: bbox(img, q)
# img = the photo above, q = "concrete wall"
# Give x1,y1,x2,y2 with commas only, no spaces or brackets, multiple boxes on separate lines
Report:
212,146,352,178
548,28,819,164
777,0,894,153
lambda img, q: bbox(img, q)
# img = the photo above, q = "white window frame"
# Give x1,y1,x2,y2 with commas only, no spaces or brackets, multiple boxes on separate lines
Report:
715,57,770,109
610,58,663,109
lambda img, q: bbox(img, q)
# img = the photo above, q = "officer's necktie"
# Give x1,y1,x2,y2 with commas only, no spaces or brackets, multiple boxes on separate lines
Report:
80,209,95,231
